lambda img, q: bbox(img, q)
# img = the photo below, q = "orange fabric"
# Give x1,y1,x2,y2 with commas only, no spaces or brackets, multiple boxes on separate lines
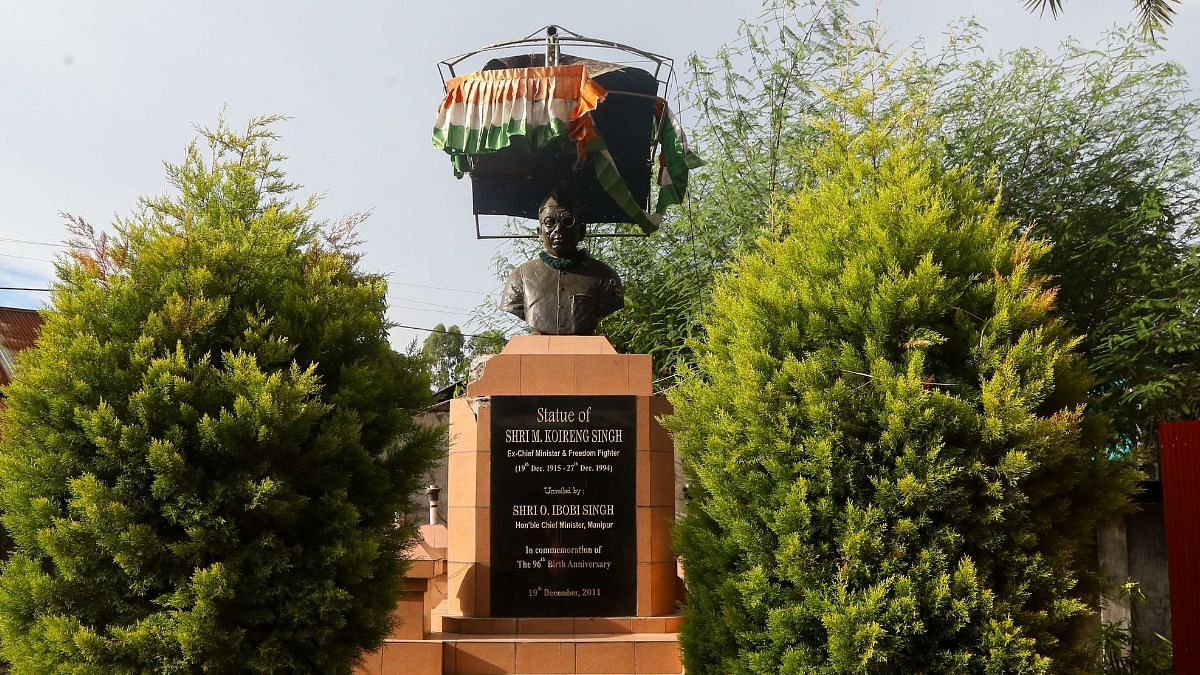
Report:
438,65,606,155
439,65,605,110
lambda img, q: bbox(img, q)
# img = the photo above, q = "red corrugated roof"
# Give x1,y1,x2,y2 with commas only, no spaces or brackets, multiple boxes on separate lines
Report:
0,307,43,388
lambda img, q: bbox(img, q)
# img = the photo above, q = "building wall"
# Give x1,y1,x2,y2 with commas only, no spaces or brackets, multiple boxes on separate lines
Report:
1097,491,1172,644
413,405,450,526
1127,502,1171,642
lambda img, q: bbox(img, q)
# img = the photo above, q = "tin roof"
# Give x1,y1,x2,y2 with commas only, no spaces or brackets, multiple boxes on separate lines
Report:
0,307,43,388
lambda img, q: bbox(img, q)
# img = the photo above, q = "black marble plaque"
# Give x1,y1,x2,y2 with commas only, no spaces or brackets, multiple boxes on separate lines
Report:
490,395,637,617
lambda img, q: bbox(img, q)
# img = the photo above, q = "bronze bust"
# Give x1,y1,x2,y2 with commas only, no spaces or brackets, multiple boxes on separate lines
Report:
500,191,623,335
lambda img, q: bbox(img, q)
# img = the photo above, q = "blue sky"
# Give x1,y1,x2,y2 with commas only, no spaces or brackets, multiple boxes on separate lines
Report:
3,0,1197,348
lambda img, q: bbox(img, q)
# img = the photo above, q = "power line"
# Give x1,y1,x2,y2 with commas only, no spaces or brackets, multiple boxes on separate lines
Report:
388,280,489,295
387,294,477,312
393,324,500,338
0,281,488,305
390,304,473,317
2,288,482,317
0,252,54,263
0,237,71,249
1,234,500,335
1,235,492,295
2,286,488,312
0,289,499,338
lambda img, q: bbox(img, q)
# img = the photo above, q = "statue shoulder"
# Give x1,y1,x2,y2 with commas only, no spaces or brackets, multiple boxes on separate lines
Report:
507,258,545,279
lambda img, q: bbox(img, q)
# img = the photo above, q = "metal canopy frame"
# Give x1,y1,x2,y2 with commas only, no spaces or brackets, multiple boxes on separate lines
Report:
475,226,654,240
437,25,676,240
438,24,674,88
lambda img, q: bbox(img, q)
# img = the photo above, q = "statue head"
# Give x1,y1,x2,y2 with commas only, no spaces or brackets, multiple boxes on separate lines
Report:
538,189,585,258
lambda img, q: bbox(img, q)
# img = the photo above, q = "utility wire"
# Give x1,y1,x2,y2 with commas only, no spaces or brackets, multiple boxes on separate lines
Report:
394,324,502,338
390,304,473,317
387,294,476,312
2,288,479,315
0,289,499,337
1,288,495,332
388,280,488,295
0,237,72,248
1,237,500,332
0,252,53,263
1,235,492,295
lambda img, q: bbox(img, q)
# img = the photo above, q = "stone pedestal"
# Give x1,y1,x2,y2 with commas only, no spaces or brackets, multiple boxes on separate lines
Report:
357,336,682,674
446,335,676,620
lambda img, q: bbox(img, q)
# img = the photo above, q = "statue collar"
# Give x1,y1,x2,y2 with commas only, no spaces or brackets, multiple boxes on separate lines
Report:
540,250,588,270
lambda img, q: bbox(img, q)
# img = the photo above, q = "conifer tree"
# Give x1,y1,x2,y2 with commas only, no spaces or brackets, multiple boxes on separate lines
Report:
571,3,1200,441
667,90,1137,673
0,117,439,673
421,324,466,391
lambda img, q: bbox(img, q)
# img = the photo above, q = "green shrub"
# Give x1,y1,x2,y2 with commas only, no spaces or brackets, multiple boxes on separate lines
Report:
0,117,439,673
668,91,1138,673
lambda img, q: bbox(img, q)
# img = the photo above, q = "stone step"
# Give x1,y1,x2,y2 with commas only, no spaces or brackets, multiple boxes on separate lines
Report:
440,615,682,635
357,632,683,675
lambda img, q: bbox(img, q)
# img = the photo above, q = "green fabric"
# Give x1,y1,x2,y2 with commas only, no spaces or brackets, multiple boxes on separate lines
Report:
586,137,661,234
432,98,699,235
539,250,587,269
432,116,572,155
434,117,574,178
655,110,704,213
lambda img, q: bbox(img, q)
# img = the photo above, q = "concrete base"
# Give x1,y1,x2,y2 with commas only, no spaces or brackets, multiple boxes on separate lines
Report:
446,336,677,619
357,336,684,674
440,616,682,635
358,632,683,675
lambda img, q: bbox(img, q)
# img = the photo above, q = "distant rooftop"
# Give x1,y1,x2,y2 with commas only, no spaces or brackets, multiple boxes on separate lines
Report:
0,307,43,388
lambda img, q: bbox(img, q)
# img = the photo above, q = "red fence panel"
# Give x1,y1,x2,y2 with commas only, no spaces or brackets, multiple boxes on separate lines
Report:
1159,420,1200,674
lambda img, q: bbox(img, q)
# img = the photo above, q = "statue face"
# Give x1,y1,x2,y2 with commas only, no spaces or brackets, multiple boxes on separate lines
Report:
538,204,583,258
